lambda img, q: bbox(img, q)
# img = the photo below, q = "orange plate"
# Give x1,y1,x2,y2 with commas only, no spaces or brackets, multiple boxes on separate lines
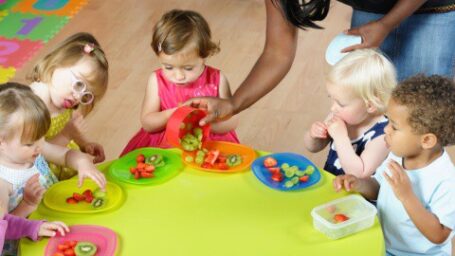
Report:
182,141,257,173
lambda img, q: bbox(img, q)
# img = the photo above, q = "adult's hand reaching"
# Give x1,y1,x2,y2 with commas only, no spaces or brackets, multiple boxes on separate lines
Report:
186,97,235,126
341,20,391,52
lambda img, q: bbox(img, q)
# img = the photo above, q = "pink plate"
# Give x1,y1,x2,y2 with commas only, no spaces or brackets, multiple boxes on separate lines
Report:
44,225,117,256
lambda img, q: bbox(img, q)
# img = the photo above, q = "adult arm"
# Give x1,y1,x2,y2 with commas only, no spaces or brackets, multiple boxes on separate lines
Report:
210,73,239,133
194,0,298,125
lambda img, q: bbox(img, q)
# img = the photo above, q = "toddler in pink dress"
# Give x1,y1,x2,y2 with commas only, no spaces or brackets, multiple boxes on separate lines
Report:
120,10,239,156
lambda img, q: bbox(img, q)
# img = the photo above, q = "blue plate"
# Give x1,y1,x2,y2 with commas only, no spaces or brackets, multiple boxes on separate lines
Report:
252,152,321,191
325,33,362,65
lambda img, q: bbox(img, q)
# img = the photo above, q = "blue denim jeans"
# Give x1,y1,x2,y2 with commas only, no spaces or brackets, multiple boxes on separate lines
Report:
351,10,455,81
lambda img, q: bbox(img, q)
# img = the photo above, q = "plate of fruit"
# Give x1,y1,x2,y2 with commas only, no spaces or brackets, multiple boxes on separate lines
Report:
109,147,183,185
182,141,256,173
251,152,321,191
44,225,117,256
43,179,124,214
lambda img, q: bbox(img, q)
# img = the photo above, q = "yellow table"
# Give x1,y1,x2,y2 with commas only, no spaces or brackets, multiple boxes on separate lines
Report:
20,149,384,255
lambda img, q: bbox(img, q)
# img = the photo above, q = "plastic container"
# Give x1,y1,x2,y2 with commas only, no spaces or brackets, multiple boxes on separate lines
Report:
311,195,377,239
165,106,210,149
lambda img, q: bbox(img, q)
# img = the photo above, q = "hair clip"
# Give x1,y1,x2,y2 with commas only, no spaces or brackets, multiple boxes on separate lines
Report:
84,43,95,54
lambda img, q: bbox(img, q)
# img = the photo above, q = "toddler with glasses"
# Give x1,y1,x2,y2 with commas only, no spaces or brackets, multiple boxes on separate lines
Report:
29,32,109,180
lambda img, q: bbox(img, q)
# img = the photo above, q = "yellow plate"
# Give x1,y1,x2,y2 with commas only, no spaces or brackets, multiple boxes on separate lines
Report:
182,141,257,173
43,179,124,214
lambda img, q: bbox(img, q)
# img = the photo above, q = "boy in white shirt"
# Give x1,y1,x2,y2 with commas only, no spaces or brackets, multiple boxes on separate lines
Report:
333,75,455,255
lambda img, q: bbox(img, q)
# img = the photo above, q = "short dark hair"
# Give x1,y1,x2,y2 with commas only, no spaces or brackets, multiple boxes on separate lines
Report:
392,75,455,146
273,0,330,29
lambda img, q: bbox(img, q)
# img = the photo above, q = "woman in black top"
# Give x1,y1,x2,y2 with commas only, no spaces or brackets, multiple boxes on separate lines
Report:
190,0,455,124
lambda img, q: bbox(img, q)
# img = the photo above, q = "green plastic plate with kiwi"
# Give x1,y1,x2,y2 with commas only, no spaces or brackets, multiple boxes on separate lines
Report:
108,147,183,185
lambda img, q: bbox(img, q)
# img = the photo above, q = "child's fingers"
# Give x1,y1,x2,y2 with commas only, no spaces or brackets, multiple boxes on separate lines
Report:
90,172,106,191
40,229,56,237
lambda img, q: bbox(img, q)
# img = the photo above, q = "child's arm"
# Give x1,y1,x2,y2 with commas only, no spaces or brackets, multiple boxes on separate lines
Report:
333,174,380,200
42,141,106,190
328,116,389,178
385,161,452,244
2,214,68,240
303,118,331,153
141,72,177,132
59,112,106,164
210,73,239,134
10,174,45,218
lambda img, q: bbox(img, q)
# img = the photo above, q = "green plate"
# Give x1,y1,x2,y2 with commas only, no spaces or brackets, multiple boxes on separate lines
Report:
109,148,183,185
43,179,124,214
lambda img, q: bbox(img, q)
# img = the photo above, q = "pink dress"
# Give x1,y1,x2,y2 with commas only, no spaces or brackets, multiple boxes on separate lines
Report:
120,66,239,156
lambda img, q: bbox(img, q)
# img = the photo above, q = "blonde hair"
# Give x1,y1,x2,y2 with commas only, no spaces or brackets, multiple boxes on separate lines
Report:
327,49,397,113
0,83,50,143
28,32,109,115
151,9,220,58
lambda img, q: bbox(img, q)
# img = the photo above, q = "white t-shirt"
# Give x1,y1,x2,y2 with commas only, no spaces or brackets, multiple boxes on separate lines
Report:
374,151,455,256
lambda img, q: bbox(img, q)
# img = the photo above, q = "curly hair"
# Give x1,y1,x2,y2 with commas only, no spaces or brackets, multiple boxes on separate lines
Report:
392,74,455,146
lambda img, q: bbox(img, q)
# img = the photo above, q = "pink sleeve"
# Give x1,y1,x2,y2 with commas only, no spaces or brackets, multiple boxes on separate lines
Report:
3,214,44,241
0,219,7,251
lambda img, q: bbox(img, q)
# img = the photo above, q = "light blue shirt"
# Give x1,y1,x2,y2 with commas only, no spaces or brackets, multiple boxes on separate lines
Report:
374,151,455,256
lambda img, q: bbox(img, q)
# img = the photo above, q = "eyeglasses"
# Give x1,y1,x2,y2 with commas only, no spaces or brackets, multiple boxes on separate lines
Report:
68,70,94,105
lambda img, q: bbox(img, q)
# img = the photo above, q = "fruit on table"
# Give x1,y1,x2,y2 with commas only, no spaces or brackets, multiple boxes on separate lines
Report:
263,157,277,168
53,240,97,256
180,127,204,151
74,242,97,256
145,154,165,167
333,213,349,223
65,189,105,209
265,159,316,188
226,154,242,167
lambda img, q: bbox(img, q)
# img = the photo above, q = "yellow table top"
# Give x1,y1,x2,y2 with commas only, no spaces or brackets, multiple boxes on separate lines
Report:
20,149,384,255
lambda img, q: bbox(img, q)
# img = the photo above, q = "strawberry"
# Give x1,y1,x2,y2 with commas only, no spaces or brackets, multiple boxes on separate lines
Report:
271,173,283,182
140,172,154,178
136,154,145,163
130,167,137,174
201,162,213,169
72,193,85,202
299,175,309,182
66,197,78,204
82,189,93,198
84,194,94,203
57,244,69,251
263,157,277,168
215,162,229,170
267,167,280,174
67,240,77,248
134,171,140,179
217,155,227,163
144,165,155,172
63,248,75,256
137,162,146,170
53,253,65,256
333,213,349,223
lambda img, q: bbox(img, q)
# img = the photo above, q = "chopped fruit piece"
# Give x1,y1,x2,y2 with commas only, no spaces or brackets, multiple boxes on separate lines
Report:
72,193,85,202
204,150,220,165
271,173,283,182
263,157,277,168
136,154,145,163
66,197,78,204
267,167,280,174
299,175,309,182
333,213,349,223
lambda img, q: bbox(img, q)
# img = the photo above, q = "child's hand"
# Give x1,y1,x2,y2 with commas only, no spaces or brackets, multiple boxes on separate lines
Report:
38,221,69,237
383,160,414,202
78,165,106,191
327,116,348,140
23,174,46,207
333,174,359,192
81,142,106,163
309,121,328,139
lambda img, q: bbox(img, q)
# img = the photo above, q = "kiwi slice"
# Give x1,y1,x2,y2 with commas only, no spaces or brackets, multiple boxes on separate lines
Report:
226,154,242,167
74,242,97,256
91,197,105,208
145,154,165,167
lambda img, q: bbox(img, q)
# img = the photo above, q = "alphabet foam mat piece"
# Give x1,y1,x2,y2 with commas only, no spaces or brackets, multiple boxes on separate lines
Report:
0,0,89,83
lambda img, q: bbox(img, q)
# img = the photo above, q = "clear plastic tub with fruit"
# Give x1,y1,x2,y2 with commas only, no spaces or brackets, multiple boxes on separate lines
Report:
311,194,377,239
